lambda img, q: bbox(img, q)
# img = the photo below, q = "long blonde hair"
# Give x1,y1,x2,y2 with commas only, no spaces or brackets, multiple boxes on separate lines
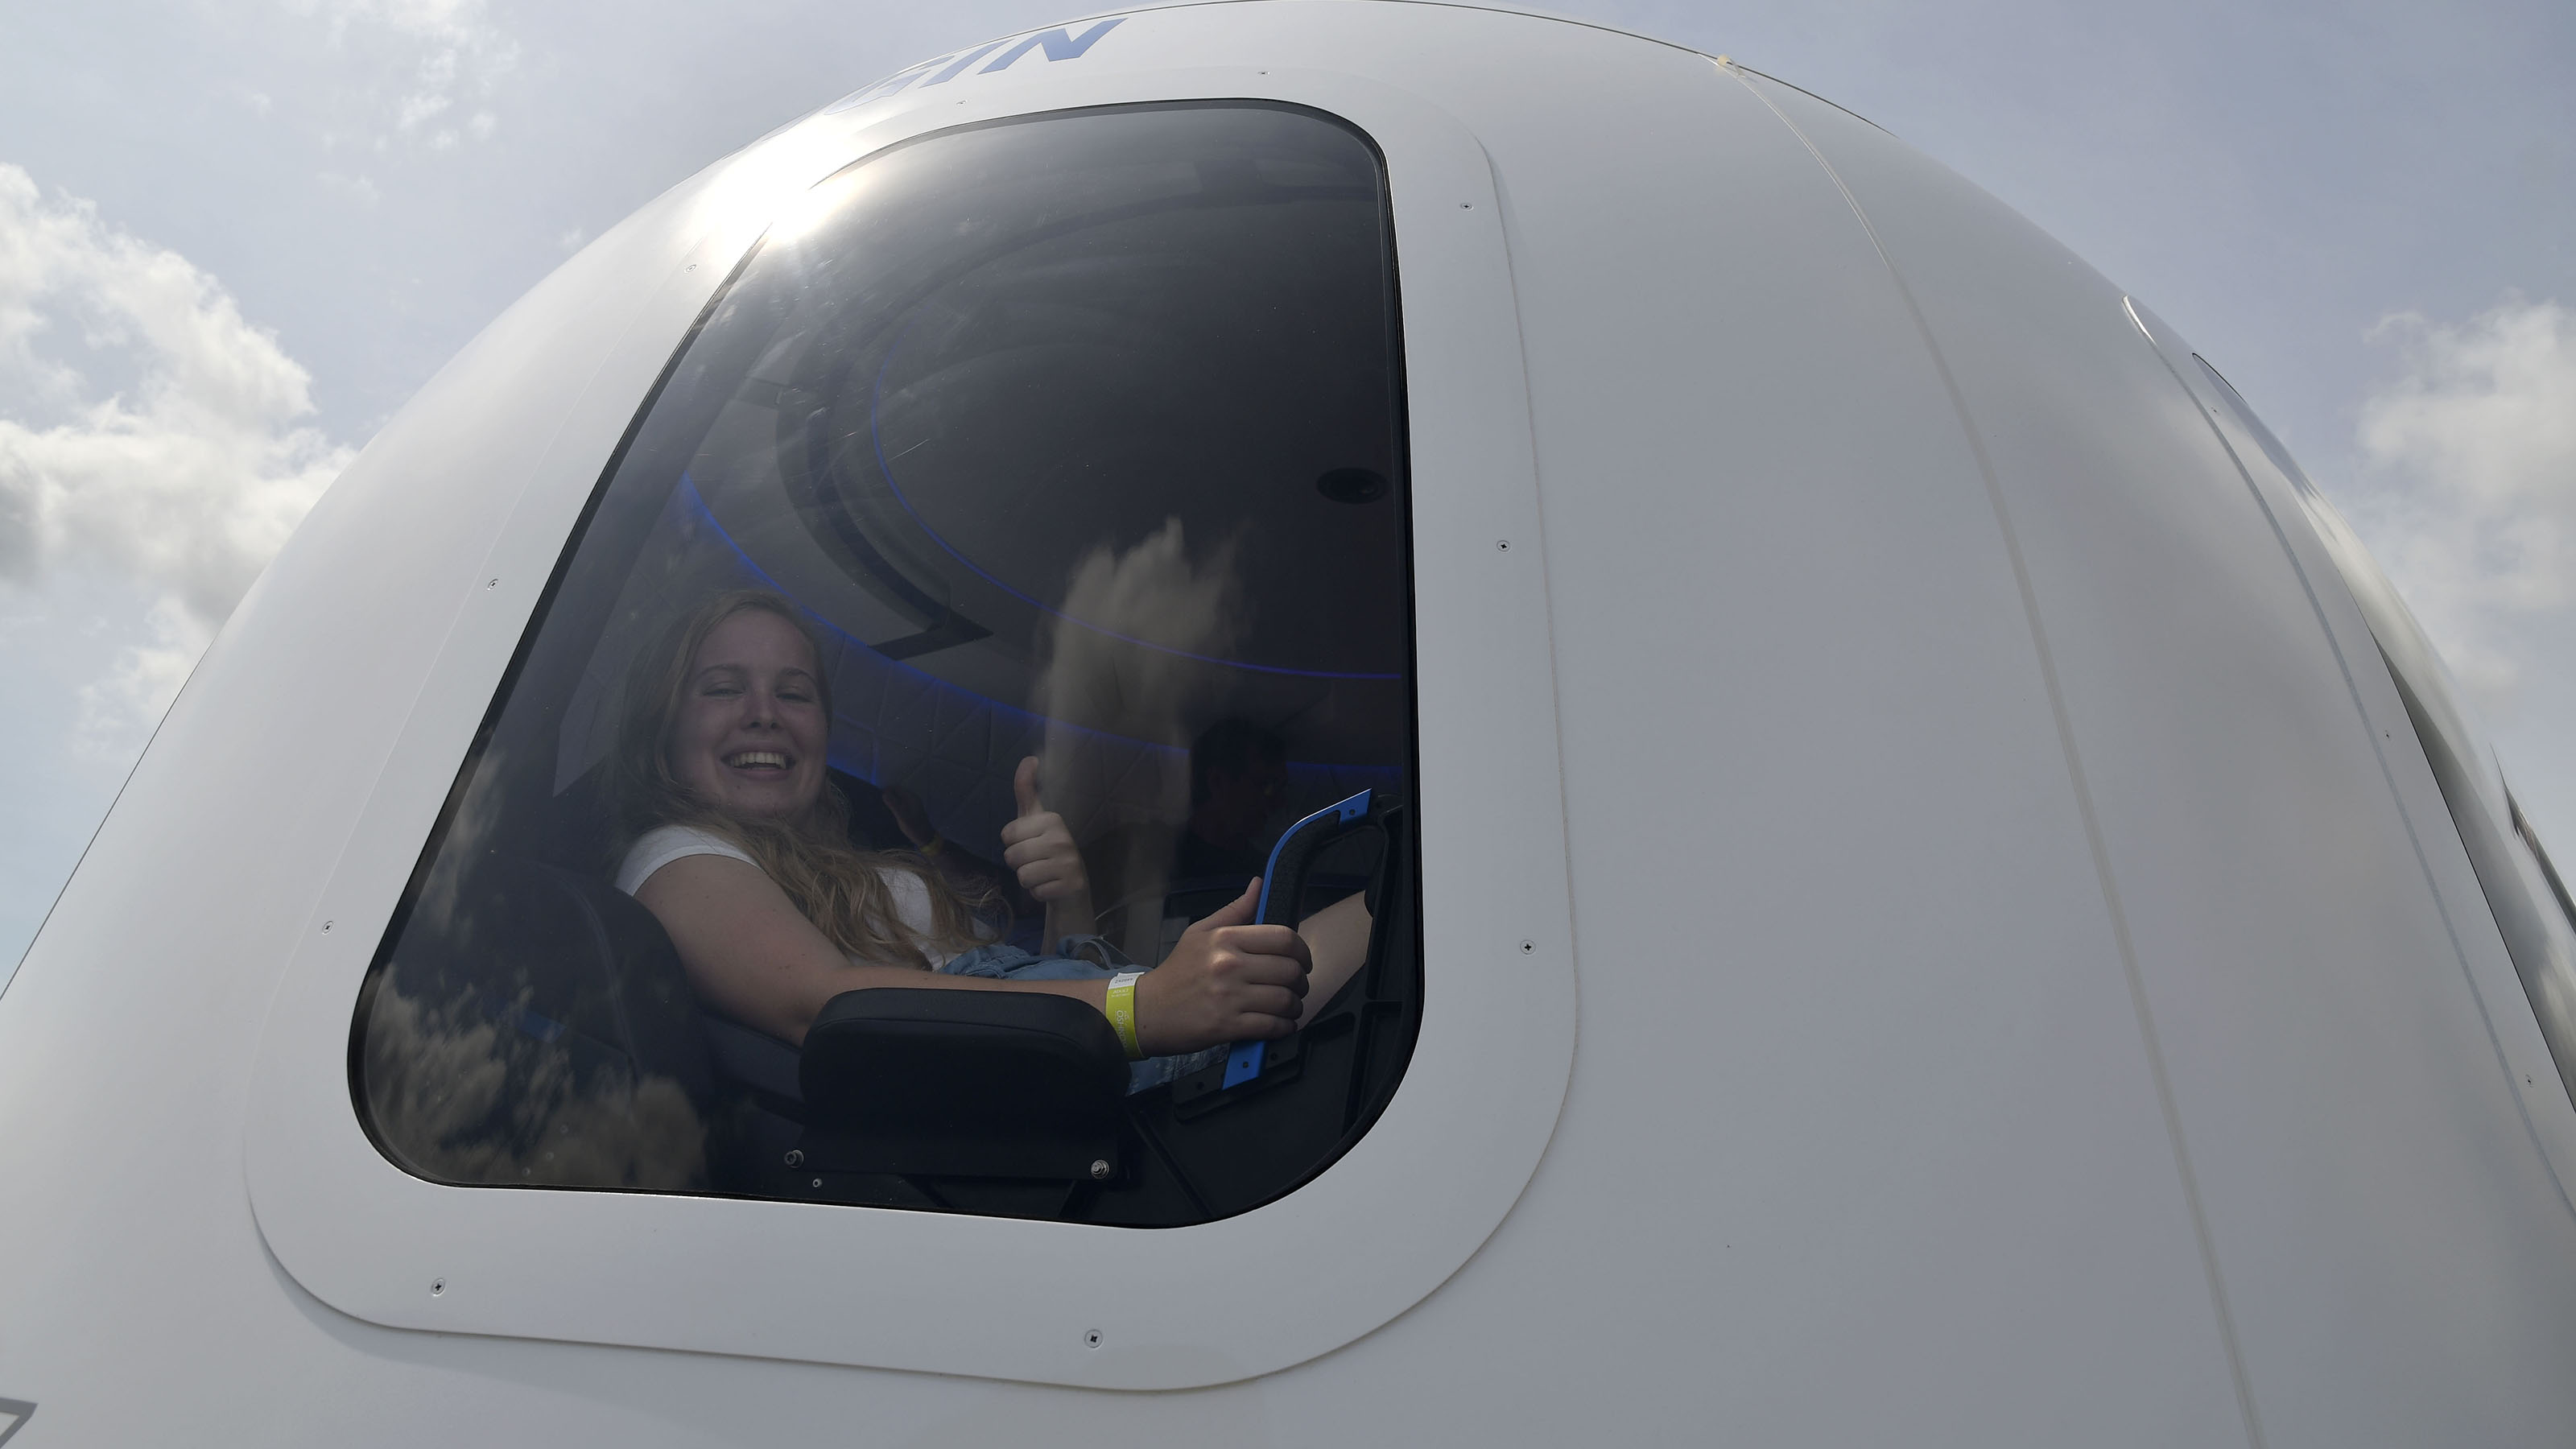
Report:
609,588,997,966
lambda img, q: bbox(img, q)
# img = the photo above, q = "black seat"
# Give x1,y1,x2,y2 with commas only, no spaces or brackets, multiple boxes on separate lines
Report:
781,989,1131,1216
696,985,1137,1217
800,989,1127,1178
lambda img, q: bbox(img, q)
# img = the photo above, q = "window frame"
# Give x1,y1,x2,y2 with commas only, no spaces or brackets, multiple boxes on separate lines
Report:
246,61,1576,1391
350,95,1427,1221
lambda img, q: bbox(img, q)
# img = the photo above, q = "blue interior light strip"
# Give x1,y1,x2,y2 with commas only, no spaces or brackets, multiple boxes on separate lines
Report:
674,477,1407,795
679,473,1174,764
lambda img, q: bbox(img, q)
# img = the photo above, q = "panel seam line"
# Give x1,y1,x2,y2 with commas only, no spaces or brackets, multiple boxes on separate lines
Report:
1726,65,2266,1449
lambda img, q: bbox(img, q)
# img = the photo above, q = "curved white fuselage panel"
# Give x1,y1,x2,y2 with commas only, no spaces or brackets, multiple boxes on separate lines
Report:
3,4,2573,1444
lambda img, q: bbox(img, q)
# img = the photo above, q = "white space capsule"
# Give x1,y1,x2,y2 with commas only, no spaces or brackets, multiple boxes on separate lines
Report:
7,4,2576,1444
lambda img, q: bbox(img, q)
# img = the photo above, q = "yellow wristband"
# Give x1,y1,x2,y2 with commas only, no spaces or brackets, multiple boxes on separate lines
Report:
1104,971,1145,1060
918,835,945,857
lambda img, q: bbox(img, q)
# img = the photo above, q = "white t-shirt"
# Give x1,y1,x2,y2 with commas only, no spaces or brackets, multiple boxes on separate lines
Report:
615,823,952,970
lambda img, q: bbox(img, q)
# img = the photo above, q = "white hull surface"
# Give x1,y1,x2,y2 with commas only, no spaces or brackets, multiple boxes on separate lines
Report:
7,5,2576,1444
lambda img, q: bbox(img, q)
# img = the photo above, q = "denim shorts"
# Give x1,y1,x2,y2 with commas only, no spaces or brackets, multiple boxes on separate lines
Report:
939,938,1227,1092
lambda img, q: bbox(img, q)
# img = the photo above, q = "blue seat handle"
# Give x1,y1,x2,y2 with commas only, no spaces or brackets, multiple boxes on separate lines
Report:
1222,790,1379,1088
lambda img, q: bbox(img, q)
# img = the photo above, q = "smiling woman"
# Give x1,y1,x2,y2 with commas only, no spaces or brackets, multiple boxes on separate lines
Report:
346,101,1422,1224
606,591,1003,990
601,586,1345,1062
655,599,835,820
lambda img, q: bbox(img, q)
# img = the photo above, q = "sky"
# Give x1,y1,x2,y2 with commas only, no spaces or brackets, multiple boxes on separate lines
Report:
2,0,2572,973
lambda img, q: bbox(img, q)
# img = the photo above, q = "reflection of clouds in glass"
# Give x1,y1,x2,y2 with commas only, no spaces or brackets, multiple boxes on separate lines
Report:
1036,520,1241,954
413,746,509,933
364,745,710,1191
361,980,707,1190
1036,518,1240,833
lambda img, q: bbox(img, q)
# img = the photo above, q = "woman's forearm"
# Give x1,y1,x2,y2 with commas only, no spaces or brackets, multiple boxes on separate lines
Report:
1042,890,1099,947
1294,893,1373,1026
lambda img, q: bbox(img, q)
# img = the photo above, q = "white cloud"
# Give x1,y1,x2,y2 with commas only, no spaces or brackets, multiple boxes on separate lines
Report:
0,163,350,733
287,0,519,147
73,597,213,761
320,171,382,204
2349,296,2576,710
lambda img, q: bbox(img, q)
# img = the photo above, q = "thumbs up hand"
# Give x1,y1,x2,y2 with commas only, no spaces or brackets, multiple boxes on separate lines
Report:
1000,757,1090,903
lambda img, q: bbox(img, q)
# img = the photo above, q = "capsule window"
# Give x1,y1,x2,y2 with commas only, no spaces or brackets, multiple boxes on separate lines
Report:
351,102,1419,1224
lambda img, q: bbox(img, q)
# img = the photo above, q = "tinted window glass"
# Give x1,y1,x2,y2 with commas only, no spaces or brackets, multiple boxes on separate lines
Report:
353,104,1419,1224
2510,793,2576,938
